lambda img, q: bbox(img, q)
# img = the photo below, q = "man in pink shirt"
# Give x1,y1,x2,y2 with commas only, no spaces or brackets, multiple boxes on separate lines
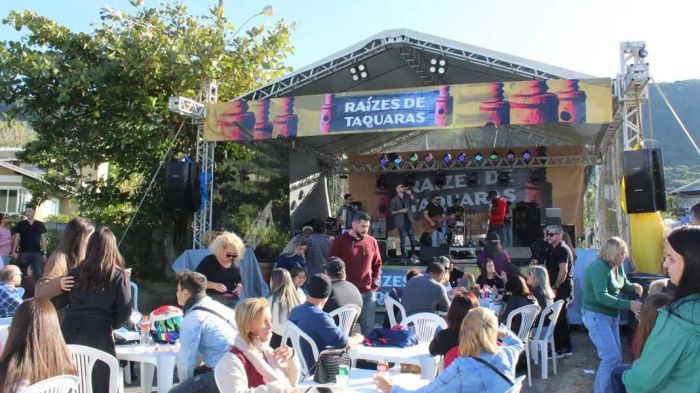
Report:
328,210,382,335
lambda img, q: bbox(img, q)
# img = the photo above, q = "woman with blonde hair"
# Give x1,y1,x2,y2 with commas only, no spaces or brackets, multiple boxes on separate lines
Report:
528,265,555,309
268,268,303,348
214,298,300,393
376,307,524,393
582,236,643,393
0,298,77,392
196,231,246,307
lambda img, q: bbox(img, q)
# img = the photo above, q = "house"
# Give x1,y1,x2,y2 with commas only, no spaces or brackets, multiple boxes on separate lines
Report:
0,159,73,220
668,178,700,212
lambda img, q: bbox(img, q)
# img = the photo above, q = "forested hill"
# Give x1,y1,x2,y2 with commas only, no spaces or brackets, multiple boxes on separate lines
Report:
647,80,700,190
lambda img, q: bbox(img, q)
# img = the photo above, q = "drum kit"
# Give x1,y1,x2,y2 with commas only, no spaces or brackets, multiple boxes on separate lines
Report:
445,206,475,247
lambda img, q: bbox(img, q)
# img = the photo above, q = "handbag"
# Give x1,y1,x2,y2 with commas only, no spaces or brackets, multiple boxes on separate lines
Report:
470,356,513,386
313,348,351,384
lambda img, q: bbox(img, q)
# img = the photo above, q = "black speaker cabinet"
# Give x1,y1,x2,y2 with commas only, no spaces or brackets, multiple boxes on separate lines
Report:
377,239,388,262
165,160,202,213
512,202,541,247
419,246,450,264
623,148,666,213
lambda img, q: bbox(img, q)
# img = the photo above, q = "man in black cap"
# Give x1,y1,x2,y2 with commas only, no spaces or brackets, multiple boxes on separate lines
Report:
487,190,507,242
323,257,363,318
288,274,363,372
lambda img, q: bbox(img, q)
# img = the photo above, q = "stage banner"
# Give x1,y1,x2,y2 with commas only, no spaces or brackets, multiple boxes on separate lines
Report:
203,78,612,141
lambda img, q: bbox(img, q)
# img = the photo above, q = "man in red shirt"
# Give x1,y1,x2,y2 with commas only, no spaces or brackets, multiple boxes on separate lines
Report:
327,211,382,335
487,190,507,242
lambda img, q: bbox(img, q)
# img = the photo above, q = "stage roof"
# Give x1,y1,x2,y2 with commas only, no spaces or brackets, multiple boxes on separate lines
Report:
234,29,614,161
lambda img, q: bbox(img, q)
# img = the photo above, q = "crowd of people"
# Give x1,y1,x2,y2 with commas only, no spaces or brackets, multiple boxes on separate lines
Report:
0,200,697,393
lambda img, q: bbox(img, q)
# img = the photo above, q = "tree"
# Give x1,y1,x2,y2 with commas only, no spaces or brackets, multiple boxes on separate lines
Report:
0,1,294,276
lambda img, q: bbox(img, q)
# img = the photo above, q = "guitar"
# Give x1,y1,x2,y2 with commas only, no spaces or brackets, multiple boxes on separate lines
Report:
422,215,444,233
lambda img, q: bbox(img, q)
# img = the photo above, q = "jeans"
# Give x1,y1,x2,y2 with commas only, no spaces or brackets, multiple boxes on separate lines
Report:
169,370,219,393
359,291,377,335
18,252,43,279
430,229,445,247
0,255,8,267
582,309,622,393
610,364,631,393
503,223,513,246
554,294,572,352
398,222,416,257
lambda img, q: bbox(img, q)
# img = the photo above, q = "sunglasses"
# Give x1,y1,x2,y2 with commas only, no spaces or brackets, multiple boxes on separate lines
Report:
546,232,560,237
225,253,238,259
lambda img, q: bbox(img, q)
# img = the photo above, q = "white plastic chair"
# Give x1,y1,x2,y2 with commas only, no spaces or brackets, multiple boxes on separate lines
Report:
529,300,564,379
505,375,527,393
328,304,361,337
384,297,406,328
284,321,319,381
68,344,122,393
505,303,540,387
23,375,80,393
400,313,447,342
130,282,139,313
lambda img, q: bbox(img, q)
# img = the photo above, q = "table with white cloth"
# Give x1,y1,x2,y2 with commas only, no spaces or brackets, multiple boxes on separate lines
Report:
115,343,179,393
348,342,438,380
479,299,504,316
299,368,430,393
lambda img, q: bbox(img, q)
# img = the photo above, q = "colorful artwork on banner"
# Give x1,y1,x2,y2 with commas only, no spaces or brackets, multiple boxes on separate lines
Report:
204,78,612,141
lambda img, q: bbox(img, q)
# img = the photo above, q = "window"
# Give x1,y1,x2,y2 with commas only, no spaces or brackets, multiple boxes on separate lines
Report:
0,187,30,214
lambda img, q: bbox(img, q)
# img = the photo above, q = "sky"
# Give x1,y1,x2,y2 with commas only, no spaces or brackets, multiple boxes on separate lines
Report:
1,0,698,83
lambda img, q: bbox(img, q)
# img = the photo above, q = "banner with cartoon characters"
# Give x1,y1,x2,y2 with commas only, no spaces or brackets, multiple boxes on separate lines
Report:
203,78,612,141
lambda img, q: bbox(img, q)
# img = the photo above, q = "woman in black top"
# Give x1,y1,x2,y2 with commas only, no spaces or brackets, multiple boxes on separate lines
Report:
476,259,505,290
196,232,245,307
499,275,537,333
429,291,479,356
61,227,131,392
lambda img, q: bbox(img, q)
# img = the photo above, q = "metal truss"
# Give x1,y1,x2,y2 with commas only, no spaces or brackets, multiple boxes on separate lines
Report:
191,81,218,249
617,41,649,151
241,33,564,101
346,155,600,173
396,45,439,86
168,96,206,119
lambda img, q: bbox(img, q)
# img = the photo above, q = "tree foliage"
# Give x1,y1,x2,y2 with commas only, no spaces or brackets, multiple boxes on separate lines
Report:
0,1,294,275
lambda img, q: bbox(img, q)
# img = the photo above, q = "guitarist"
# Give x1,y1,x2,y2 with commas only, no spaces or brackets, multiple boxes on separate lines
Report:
423,194,446,247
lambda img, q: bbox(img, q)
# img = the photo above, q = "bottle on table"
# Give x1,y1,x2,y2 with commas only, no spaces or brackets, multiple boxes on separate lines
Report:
140,315,151,345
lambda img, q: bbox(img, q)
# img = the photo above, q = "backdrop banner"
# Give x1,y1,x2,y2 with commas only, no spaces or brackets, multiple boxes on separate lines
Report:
204,78,612,141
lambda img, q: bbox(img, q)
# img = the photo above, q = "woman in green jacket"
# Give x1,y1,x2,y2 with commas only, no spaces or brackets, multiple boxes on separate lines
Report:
622,226,700,393
582,237,643,393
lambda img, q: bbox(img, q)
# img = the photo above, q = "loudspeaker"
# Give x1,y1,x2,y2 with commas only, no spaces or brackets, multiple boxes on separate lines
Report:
165,160,202,213
623,148,666,213
512,202,541,247
419,246,450,264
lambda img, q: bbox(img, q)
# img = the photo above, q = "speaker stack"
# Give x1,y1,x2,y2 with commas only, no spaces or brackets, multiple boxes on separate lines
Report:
622,148,666,213
165,160,202,213
512,201,541,247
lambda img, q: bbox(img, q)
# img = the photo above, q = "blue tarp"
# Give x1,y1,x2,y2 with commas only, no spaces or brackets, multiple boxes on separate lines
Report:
172,247,270,300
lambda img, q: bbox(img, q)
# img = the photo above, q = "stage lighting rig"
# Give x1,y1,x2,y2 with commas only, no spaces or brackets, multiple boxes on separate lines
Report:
466,171,479,187
443,153,452,164
350,64,369,81
489,151,499,160
429,58,447,74
388,153,402,164
522,150,532,162
424,153,434,162
506,150,515,162
457,153,467,163
409,153,419,162
379,154,389,166
474,152,484,162
497,171,510,186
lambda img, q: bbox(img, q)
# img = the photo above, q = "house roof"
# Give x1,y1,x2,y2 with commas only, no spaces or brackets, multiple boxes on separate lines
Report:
0,160,44,181
231,29,610,160
668,178,700,195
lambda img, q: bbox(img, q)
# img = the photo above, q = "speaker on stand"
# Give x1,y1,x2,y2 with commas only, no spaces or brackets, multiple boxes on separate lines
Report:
165,159,202,213
623,148,666,213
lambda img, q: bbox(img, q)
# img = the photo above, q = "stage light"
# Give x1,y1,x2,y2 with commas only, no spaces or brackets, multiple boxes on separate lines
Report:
474,152,484,161
409,153,419,162
522,150,532,161
424,153,434,162
466,171,479,187
506,150,515,162
350,64,369,81
457,153,467,163
435,172,446,188
498,171,510,186
638,46,648,58
389,153,402,165
443,153,452,164
379,154,389,166
429,58,447,74
489,151,499,160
